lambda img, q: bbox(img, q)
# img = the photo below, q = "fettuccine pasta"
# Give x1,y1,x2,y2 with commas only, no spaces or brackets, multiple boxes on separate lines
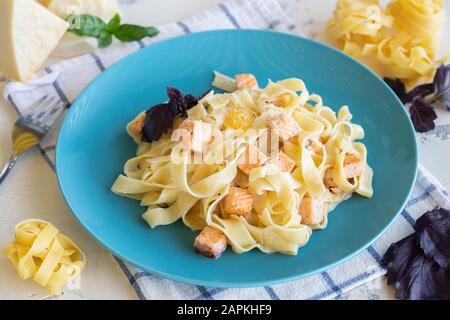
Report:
3,219,86,295
112,74,373,257
327,0,448,88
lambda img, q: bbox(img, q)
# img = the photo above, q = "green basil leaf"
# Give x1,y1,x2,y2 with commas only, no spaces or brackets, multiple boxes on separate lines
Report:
113,24,149,42
98,32,113,48
146,26,159,37
67,14,106,38
105,14,121,33
65,13,158,48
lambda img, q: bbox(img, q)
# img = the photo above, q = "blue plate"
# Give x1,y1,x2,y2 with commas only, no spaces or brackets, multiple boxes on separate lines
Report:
56,30,417,288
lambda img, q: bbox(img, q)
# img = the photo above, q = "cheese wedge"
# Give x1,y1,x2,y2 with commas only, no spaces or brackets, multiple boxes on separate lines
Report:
38,0,121,21
0,0,69,81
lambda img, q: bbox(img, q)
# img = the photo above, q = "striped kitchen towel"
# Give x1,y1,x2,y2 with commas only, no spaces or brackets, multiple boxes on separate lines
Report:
3,0,450,300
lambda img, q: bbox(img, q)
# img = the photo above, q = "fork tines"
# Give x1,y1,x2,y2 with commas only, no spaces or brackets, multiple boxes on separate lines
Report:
16,96,66,136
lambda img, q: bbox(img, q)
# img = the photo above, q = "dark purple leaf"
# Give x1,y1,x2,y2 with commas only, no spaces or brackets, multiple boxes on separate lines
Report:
384,78,409,103
433,65,450,96
385,65,450,134
432,64,450,110
409,99,437,133
141,87,199,142
396,248,450,300
381,234,420,285
180,94,198,118
142,103,176,142
407,83,434,102
381,234,450,300
167,87,182,102
415,207,450,268
385,77,434,103
184,94,198,108
166,87,198,118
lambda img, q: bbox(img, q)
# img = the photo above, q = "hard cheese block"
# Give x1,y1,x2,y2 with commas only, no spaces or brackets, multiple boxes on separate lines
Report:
0,0,69,81
38,0,121,21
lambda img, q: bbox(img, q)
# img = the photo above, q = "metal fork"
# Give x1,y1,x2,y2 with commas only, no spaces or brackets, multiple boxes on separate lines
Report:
0,96,65,186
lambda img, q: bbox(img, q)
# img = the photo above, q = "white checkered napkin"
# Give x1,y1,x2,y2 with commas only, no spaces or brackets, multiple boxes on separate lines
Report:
4,0,450,300
3,0,298,160
113,166,450,300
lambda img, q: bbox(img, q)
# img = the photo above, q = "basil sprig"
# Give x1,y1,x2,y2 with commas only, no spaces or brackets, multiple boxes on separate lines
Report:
67,14,159,48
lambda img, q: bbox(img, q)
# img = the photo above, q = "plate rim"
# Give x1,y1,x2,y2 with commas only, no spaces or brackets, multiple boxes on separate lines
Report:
55,29,418,288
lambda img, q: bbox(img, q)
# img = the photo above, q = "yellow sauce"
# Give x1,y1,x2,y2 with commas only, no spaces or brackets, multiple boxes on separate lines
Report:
223,107,256,130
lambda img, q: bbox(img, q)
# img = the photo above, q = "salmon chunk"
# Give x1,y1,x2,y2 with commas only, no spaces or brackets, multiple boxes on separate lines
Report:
343,154,365,178
256,128,280,156
273,93,292,108
305,138,323,155
194,226,228,259
267,114,301,142
324,154,365,192
178,119,212,153
267,151,295,172
299,196,325,225
235,74,259,90
129,113,145,136
237,145,268,175
221,187,254,216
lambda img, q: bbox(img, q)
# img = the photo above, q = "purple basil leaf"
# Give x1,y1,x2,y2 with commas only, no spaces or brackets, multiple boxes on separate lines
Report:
407,83,434,102
396,248,450,300
433,65,450,96
409,99,437,133
168,98,182,117
141,87,200,142
167,86,182,102
440,93,450,110
167,87,198,117
184,94,198,108
381,234,450,300
142,103,176,142
432,64,450,110
381,234,420,286
384,78,409,103
415,208,450,268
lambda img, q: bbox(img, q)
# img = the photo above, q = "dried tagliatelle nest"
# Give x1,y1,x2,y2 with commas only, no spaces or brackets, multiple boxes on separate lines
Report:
327,0,448,88
3,219,86,295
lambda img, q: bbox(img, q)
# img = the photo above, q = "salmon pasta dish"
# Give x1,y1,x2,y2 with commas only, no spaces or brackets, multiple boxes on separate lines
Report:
111,71,374,259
